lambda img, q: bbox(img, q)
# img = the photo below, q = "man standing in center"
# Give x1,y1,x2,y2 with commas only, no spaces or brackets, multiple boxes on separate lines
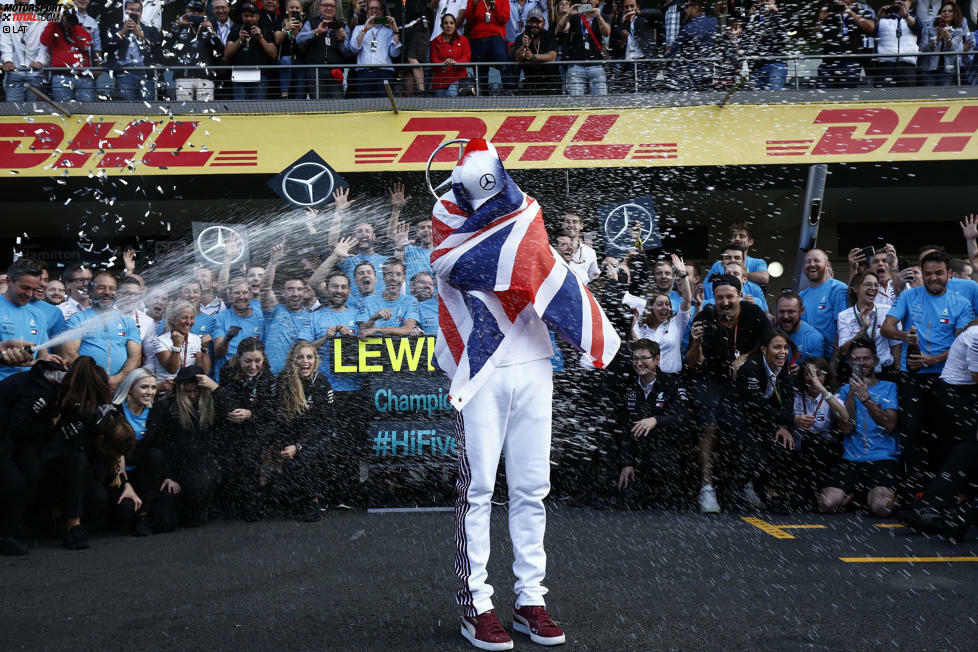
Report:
431,139,618,650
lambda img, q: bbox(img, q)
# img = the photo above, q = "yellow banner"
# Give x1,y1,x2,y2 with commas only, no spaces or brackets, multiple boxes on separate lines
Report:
2,99,977,176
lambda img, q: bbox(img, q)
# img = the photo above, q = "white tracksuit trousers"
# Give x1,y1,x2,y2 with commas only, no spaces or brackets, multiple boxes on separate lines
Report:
454,356,554,618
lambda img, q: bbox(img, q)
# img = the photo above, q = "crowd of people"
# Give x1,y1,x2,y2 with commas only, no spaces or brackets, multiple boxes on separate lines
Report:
2,182,978,557
2,0,976,101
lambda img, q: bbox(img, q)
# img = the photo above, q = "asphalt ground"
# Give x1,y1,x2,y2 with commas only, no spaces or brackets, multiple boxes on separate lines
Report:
4,505,978,651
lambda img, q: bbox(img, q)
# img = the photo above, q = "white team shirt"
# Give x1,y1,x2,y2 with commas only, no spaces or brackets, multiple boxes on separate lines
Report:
567,242,600,283
143,332,204,380
940,324,978,385
837,304,898,370
631,308,691,374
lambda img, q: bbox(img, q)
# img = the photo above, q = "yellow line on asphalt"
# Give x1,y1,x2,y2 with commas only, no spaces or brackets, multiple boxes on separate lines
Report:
779,525,827,529
741,517,795,539
874,523,905,528
840,557,978,563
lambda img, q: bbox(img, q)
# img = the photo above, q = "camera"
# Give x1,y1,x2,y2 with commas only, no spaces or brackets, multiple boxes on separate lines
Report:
291,10,302,21
186,13,206,24
374,14,388,24
882,3,901,16
579,3,593,11
830,1,847,12
858,245,875,262
129,12,140,23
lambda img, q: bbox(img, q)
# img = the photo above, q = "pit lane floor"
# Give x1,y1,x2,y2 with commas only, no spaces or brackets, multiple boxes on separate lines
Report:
4,507,977,650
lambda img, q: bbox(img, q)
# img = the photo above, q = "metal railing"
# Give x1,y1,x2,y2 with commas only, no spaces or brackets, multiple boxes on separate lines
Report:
5,50,974,103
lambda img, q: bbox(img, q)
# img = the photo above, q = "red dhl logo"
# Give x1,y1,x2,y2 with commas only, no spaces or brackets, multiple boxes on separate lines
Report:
766,105,978,157
354,114,678,165
0,120,257,169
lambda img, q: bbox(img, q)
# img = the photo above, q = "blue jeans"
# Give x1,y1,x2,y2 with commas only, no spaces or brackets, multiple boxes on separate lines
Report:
566,64,607,96
3,71,45,102
232,78,268,100
469,35,513,94
279,56,309,98
350,68,393,98
117,73,157,101
755,62,787,91
51,74,96,102
434,81,459,97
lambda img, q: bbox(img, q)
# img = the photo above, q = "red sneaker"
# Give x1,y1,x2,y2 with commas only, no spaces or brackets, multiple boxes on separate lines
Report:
513,605,566,646
460,609,514,651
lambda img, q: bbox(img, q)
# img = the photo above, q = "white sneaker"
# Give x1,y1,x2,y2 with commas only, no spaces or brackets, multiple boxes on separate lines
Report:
742,483,763,509
699,484,721,514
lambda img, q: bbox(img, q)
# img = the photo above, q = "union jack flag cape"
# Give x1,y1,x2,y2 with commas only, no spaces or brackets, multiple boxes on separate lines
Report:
430,140,620,410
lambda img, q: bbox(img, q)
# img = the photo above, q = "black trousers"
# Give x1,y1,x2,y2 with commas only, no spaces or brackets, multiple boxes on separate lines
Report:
898,373,948,479
125,447,168,519
0,442,41,536
165,458,221,528
618,431,688,508
42,452,111,523
920,441,978,512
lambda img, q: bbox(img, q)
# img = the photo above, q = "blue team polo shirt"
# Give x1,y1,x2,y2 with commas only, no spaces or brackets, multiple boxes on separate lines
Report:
356,294,421,329
799,278,848,345
263,304,314,375
947,276,978,314
839,381,899,462
211,307,265,364
706,255,768,280
0,294,49,380
404,245,434,287
298,306,362,391
887,286,974,373
703,280,768,312
30,299,66,339
417,297,439,334
65,308,140,375
785,319,829,362
343,253,389,299
190,311,214,339
121,401,149,471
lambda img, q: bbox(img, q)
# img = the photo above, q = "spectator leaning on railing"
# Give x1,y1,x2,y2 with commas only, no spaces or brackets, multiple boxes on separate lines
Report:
1,12,50,102
276,0,308,98
814,0,876,89
609,0,659,92
104,0,165,101
465,0,510,94
430,12,472,96
666,0,717,91
873,0,921,87
745,0,796,91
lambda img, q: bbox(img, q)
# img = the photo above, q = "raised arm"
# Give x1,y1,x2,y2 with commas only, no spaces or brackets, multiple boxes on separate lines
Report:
327,187,353,249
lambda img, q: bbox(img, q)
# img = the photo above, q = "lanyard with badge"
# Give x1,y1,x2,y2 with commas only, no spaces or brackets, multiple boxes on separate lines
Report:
515,1,524,32
483,0,492,23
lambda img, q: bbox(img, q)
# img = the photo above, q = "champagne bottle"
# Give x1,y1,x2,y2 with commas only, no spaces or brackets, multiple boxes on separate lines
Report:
906,325,921,373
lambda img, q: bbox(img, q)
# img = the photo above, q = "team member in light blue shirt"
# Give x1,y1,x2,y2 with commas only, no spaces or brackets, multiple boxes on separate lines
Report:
341,222,389,299
212,278,265,379
261,247,314,374
819,340,899,518
776,292,828,362
410,271,439,334
799,249,848,345
704,224,769,286
882,250,974,487
299,271,362,392
63,272,142,386
30,264,66,340
357,260,420,336
703,261,770,313
396,217,435,289
0,259,58,380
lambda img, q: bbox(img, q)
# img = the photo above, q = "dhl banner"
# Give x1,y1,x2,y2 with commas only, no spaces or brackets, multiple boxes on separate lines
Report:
2,99,978,176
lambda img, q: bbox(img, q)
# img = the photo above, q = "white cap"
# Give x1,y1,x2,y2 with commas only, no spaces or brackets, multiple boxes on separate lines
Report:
451,139,505,210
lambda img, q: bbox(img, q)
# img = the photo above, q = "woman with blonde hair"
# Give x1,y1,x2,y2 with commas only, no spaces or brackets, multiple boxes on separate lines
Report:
272,340,336,521
145,365,220,529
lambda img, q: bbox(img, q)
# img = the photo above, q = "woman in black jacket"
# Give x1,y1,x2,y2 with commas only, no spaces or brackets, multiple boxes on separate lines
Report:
270,340,336,521
725,329,800,510
38,357,139,550
0,360,67,555
145,365,220,529
213,337,277,520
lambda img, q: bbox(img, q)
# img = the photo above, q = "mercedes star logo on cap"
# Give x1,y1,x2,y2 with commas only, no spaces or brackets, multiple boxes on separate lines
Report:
479,173,496,191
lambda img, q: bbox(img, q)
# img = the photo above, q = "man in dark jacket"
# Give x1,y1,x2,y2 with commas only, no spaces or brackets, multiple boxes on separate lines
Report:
509,8,560,94
611,0,660,91
296,0,352,98
666,0,717,90
165,0,225,100
616,339,691,508
104,0,166,100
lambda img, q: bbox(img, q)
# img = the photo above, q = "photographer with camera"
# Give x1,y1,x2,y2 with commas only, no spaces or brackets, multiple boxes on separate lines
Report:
745,0,797,90
166,0,223,100
103,0,164,101
508,8,559,94
297,0,351,99
41,0,97,102
349,0,402,98
873,0,921,87
815,0,875,88
556,2,611,95
665,0,716,91
224,1,278,99
919,1,974,86
687,274,773,513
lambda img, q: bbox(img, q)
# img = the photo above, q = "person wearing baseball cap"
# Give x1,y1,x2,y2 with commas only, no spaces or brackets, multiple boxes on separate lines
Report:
223,0,278,99
508,7,560,94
